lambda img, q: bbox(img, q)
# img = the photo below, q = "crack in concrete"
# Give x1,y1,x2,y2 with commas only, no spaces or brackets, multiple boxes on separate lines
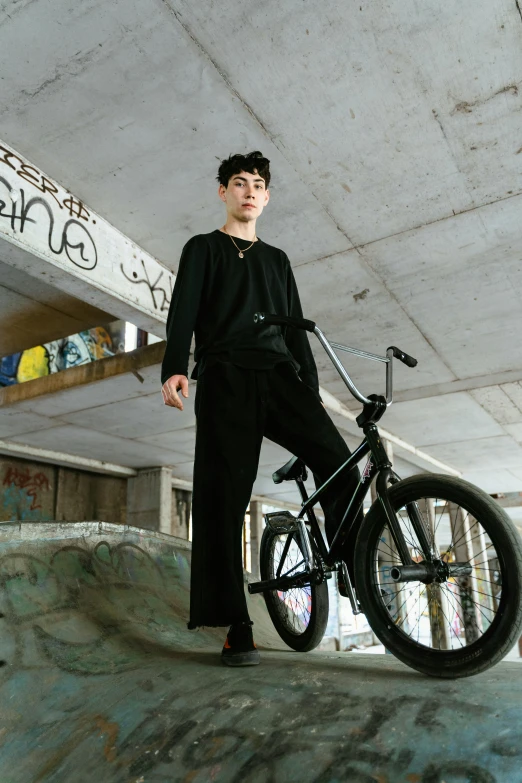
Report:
20,46,106,100
296,185,522,269
450,82,520,115
355,188,522,253
516,0,522,23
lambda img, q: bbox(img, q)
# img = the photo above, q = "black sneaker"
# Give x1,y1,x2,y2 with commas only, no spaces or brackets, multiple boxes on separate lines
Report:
221,621,260,666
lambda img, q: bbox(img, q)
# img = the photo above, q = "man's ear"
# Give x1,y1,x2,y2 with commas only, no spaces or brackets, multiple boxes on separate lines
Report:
218,184,227,203
264,188,270,206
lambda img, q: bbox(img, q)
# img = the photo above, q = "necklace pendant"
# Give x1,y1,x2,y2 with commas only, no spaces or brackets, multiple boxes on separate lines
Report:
239,251,244,258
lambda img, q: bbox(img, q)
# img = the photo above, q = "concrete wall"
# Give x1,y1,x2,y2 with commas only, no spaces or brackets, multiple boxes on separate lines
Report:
0,455,193,537
0,455,127,524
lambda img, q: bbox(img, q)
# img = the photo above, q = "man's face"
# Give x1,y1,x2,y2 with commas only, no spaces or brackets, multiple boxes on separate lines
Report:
218,169,270,222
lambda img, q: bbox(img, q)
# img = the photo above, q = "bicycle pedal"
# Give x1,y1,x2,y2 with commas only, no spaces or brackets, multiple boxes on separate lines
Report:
264,510,299,534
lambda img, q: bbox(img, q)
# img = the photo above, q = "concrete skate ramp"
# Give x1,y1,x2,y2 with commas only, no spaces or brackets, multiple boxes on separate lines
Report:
1,521,521,783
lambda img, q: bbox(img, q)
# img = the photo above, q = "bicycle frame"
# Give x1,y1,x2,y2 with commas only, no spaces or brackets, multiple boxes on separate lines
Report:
248,312,424,615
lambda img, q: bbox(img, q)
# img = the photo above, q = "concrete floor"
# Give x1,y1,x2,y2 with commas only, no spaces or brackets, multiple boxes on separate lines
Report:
1,521,522,783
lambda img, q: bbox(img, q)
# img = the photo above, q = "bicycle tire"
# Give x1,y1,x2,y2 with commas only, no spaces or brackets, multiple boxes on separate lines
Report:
355,474,522,678
259,525,329,652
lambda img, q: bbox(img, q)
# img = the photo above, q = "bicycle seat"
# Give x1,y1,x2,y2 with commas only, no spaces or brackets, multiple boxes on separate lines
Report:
272,456,308,484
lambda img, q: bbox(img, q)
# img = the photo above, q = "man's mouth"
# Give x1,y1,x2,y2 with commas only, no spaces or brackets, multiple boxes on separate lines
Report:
242,204,255,208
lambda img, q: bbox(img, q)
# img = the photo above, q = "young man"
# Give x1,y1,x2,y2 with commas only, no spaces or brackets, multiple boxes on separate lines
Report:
161,151,361,666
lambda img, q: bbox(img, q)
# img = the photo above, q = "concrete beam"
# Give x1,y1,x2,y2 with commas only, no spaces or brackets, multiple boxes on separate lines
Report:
0,438,137,477
0,140,174,337
0,341,165,408
320,388,461,477
391,369,522,405
491,493,522,509
0,259,114,357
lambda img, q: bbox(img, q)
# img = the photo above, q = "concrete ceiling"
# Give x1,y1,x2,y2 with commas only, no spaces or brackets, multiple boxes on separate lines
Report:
1,0,522,492
0,260,113,356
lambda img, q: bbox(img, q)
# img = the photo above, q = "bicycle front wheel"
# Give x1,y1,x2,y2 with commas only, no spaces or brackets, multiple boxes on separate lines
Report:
259,525,329,652
355,474,522,678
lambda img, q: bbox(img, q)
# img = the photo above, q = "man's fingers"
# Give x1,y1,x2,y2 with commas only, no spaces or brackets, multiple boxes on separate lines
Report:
162,386,177,408
162,377,188,410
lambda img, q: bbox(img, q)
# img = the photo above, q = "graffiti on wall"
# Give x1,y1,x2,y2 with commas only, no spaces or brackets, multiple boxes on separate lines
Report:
0,142,173,313
0,326,115,387
1,466,51,521
120,257,173,314
0,534,514,782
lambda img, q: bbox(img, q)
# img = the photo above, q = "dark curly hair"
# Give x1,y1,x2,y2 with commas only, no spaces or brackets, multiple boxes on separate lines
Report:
217,151,271,189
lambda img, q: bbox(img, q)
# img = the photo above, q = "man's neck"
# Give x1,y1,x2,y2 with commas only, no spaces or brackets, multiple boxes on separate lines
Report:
220,218,258,242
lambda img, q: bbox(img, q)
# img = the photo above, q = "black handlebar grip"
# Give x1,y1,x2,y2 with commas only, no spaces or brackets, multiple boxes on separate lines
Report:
388,345,418,368
254,312,317,333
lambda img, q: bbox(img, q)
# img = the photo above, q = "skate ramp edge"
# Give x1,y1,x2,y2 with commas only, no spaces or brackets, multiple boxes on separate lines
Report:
1,521,522,783
0,520,287,660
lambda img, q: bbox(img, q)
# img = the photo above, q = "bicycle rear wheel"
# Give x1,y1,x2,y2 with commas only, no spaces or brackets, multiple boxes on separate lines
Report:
355,474,522,678
259,525,329,652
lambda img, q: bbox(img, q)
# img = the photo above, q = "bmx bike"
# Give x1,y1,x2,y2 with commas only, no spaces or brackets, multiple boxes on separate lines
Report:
248,312,522,678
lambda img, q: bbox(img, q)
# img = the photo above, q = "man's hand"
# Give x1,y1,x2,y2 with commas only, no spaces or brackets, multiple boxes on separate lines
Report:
162,374,189,410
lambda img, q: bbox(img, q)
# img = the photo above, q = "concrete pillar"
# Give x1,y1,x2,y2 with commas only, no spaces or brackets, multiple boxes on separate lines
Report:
171,488,191,540
249,500,264,578
420,498,452,650
468,517,494,626
127,467,172,534
448,503,481,644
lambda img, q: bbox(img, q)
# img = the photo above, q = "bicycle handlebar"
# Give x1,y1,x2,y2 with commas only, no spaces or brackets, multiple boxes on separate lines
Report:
253,312,316,333
253,311,418,407
387,346,418,368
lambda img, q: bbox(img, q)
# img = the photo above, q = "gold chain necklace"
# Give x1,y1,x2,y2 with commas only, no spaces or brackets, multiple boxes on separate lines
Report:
222,226,257,258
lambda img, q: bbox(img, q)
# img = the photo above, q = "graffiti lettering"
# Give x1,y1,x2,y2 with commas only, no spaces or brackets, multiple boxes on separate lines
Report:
120,258,173,312
2,467,50,511
0,144,90,220
0,534,512,781
62,195,90,221
0,178,97,269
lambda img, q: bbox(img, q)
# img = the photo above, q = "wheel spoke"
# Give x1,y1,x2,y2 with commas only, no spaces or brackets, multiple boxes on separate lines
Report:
366,484,514,662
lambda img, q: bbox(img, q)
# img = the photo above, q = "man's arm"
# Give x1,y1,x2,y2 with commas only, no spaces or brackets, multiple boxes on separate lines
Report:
284,257,324,405
161,235,208,410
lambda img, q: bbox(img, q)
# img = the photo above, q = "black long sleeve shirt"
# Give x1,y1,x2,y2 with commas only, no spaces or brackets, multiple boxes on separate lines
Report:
161,229,322,401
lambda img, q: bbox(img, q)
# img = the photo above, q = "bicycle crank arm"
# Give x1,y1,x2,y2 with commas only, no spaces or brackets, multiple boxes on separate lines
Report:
341,561,363,615
248,569,318,595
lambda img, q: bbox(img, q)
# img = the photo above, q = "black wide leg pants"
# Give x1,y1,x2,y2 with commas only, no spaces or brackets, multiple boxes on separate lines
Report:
188,359,362,629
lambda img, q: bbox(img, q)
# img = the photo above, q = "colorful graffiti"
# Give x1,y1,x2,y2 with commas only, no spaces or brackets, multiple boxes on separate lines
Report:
0,325,116,387
1,466,51,521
